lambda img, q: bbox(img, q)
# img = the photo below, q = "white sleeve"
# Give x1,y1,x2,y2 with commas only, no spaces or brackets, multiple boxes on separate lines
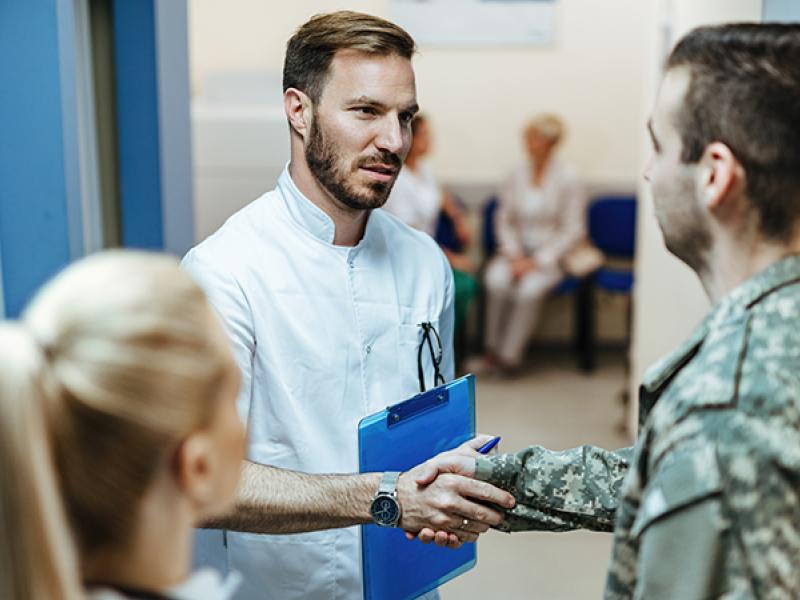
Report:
182,249,256,425
414,164,445,236
439,253,456,382
383,170,423,229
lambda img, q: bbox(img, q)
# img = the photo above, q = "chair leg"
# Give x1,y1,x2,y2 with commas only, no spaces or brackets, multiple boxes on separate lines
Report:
575,277,595,372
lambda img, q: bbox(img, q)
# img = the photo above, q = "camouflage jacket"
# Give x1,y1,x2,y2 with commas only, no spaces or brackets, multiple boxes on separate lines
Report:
476,256,800,598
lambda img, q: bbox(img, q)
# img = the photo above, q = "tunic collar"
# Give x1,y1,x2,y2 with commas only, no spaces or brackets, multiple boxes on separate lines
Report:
277,164,336,244
276,163,378,250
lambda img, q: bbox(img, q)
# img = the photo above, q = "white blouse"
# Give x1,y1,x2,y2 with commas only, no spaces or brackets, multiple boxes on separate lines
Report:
495,159,586,269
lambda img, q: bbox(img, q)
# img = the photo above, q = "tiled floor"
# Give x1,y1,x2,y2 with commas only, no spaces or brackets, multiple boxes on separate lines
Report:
441,350,632,600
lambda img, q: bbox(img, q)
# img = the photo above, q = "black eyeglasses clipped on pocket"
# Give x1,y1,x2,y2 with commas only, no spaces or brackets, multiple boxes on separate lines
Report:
417,321,445,392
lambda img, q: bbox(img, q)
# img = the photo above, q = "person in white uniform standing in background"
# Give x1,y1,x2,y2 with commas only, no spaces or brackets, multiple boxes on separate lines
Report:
182,11,515,600
384,114,478,335
476,114,587,375
382,114,444,237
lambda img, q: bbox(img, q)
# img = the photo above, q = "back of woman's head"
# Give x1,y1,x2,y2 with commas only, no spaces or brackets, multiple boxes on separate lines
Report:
0,250,239,597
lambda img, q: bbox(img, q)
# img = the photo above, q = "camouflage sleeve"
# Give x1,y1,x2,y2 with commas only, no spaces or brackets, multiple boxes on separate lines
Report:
475,444,633,532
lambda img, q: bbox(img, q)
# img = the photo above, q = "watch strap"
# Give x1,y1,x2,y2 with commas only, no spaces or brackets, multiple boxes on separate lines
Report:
378,471,400,495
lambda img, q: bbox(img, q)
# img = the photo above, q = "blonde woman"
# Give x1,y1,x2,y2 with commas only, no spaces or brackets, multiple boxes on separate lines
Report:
0,251,246,600
479,114,587,374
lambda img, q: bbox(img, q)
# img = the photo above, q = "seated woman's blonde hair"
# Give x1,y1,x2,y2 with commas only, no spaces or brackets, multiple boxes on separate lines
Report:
525,113,566,145
0,251,236,599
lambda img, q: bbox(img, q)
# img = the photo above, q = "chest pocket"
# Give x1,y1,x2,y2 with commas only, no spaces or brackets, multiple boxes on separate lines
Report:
398,318,441,393
631,446,728,599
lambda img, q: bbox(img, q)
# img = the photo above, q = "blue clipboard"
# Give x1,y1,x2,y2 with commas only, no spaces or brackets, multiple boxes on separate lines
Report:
358,375,477,600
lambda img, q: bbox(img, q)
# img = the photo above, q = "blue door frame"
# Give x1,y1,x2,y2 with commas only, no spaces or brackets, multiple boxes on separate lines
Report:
0,1,84,318
113,0,194,254
0,0,193,318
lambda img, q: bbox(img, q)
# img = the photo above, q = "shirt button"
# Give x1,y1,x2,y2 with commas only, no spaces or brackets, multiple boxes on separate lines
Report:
364,344,372,355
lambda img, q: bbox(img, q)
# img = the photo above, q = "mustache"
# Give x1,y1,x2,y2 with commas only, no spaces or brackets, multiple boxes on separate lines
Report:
357,152,402,170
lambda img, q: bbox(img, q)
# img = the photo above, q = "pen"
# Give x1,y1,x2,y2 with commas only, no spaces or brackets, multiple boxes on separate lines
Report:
477,436,501,454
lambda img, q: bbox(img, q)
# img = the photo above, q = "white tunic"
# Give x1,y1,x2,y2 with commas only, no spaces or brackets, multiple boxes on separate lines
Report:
182,166,454,600
382,161,443,237
87,569,241,600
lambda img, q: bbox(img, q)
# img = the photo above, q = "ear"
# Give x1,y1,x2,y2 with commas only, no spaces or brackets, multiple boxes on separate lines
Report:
284,87,313,141
174,432,217,511
698,142,743,212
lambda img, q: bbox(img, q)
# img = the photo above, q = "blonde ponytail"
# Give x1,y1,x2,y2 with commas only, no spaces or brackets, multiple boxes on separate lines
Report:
1,249,236,594
0,325,82,600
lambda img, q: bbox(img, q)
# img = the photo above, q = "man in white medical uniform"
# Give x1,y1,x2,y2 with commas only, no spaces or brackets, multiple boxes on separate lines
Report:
182,11,515,600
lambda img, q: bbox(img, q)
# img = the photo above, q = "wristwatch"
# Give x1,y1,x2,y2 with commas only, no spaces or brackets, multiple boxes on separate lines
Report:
370,471,402,527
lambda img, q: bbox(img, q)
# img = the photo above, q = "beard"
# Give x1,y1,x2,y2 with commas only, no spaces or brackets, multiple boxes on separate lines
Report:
654,172,711,275
305,113,402,211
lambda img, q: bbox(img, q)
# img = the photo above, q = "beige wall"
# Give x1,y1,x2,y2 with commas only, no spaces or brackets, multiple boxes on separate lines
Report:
189,0,650,185
628,0,763,429
189,0,766,400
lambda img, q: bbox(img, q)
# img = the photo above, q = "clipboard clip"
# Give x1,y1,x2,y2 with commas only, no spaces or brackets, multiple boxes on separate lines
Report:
387,388,449,427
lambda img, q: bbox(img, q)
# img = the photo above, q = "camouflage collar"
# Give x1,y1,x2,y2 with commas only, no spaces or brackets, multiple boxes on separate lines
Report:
641,315,709,394
641,254,800,394
710,253,800,327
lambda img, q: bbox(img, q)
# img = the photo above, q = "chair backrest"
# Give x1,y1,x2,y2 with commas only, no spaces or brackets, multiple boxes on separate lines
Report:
482,196,499,257
435,212,461,252
588,195,637,258
434,195,466,253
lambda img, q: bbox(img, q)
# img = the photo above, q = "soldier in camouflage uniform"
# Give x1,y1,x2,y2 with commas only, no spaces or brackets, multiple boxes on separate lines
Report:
471,24,800,598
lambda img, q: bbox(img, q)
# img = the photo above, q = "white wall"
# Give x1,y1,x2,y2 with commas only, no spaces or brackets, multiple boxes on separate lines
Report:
188,0,650,186
189,0,767,383
628,0,763,430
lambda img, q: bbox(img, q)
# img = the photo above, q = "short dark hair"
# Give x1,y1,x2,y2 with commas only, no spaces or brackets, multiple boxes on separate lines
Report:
283,11,416,104
667,23,800,240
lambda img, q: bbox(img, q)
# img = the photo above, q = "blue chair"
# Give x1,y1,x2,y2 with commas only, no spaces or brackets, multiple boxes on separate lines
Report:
581,195,637,371
481,196,499,257
589,196,636,292
435,197,466,253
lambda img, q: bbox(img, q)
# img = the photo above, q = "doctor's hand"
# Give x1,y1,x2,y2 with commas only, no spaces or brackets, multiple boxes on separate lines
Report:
396,436,515,548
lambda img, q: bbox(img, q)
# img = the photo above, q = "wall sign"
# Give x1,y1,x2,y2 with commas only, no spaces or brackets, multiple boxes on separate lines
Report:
390,0,558,46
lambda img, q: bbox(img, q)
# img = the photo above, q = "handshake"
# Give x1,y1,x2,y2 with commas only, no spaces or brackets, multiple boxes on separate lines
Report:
395,434,516,548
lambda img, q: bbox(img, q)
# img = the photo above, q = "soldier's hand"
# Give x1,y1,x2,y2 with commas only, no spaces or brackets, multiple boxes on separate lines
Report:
397,449,515,548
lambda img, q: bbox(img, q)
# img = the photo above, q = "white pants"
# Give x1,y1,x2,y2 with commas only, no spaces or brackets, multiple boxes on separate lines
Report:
484,256,562,366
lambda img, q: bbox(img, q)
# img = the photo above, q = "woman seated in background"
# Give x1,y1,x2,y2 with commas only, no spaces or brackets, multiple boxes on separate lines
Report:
383,114,478,334
475,114,586,376
0,251,245,600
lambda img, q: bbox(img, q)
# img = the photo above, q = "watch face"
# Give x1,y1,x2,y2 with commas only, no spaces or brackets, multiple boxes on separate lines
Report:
370,495,400,526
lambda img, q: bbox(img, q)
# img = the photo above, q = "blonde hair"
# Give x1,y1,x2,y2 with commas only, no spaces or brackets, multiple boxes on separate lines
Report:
0,250,234,597
0,326,81,600
525,113,566,145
